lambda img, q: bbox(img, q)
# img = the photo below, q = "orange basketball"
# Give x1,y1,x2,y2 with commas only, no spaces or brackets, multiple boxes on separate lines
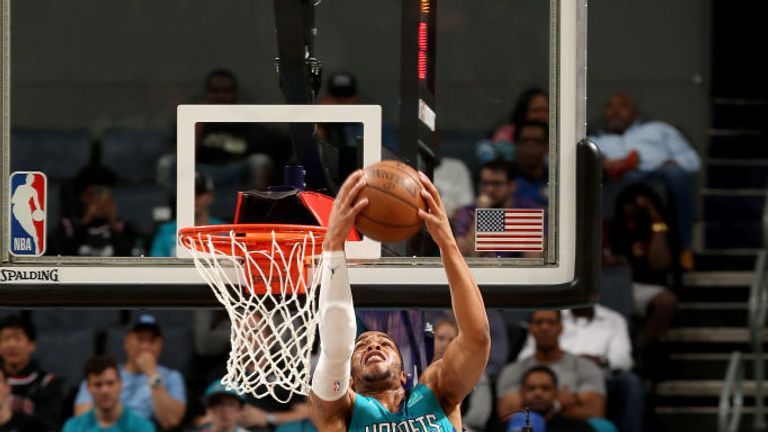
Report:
355,160,426,243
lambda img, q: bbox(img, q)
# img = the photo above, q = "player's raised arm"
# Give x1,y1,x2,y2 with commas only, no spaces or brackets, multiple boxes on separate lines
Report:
417,171,491,406
309,170,368,430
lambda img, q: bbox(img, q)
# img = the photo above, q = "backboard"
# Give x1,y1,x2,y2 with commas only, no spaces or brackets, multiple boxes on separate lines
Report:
0,0,597,308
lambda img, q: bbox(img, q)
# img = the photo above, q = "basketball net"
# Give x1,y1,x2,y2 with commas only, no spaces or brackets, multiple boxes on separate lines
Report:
178,225,325,403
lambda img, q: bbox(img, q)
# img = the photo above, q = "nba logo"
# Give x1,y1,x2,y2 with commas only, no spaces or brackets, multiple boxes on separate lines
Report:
9,171,47,256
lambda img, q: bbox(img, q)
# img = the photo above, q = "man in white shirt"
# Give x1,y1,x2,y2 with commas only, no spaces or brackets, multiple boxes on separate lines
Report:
517,305,643,432
589,92,701,269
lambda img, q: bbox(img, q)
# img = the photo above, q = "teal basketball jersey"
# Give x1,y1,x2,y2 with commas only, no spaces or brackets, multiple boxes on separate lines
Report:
348,384,456,432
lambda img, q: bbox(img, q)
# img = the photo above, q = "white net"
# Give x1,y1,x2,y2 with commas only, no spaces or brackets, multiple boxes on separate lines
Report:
178,227,324,403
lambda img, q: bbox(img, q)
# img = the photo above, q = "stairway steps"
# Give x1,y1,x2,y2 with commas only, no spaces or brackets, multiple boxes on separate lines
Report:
707,161,768,189
705,222,764,249
709,131,768,159
662,327,767,354
694,250,757,272
682,271,752,288
665,327,767,343
675,302,748,327
656,408,758,432
676,286,749,303
712,100,768,131
703,192,765,223
669,353,768,380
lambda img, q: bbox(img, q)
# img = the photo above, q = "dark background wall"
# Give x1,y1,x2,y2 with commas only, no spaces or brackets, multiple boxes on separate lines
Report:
10,0,711,156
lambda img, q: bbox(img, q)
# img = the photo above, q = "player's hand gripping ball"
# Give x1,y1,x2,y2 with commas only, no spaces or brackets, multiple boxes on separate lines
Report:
32,210,45,222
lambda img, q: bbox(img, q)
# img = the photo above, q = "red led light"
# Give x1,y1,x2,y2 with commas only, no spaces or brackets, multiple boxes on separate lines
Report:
418,22,427,80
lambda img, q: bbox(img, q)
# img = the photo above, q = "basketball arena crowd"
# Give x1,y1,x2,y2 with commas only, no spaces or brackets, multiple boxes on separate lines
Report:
2,70,701,432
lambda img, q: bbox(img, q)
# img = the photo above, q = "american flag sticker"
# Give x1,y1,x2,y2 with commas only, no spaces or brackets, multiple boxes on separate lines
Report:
475,208,544,252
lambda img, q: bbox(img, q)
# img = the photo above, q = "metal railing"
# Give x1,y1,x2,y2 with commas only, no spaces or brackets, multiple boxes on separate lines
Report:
719,350,744,432
719,189,768,432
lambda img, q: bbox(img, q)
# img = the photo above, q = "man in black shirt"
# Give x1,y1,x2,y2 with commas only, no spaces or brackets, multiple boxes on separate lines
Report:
0,368,45,432
0,317,62,431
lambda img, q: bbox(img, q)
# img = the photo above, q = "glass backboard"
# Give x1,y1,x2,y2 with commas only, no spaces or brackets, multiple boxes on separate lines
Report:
0,0,598,307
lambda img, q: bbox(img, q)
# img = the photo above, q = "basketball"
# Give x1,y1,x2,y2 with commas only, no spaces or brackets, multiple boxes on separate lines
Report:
32,210,45,222
355,160,426,243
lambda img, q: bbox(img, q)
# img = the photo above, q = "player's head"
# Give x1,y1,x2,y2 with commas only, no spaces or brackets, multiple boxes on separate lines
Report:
0,315,37,369
25,173,35,185
479,159,516,207
204,69,238,104
432,318,458,362
512,88,549,126
84,355,122,412
603,92,638,134
528,310,562,352
350,331,406,392
520,365,559,414
514,121,548,170
123,313,163,363
205,379,244,430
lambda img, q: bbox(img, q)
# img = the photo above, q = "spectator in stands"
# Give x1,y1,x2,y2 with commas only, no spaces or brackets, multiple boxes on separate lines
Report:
239,395,313,432
513,121,549,209
607,183,678,378
63,355,155,432
431,319,491,432
476,88,549,165
589,92,701,270
0,315,63,431
516,305,644,432
48,164,141,257
0,368,45,432
513,366,596,432
318,71,398,170
496,311,607,426
192,379,248,432
150,172,225,257
453,159,517,257
74,313,186,430
158,69,287,191
434,156,474,220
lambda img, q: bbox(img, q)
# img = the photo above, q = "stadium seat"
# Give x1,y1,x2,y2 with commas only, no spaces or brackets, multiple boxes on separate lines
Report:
101,129,170,183
112,185,170,237
10,129,92,179
32,310,120,332
36,329,95,392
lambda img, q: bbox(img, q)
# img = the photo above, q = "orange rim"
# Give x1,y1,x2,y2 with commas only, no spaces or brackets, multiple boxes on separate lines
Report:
178,224,327,253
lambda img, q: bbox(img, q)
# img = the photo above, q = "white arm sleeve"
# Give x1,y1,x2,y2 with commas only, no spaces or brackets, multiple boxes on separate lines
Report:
311,251,356,401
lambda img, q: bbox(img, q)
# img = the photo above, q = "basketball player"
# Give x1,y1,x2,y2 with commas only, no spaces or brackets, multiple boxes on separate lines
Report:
310,169,491,432
10,174,43,254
